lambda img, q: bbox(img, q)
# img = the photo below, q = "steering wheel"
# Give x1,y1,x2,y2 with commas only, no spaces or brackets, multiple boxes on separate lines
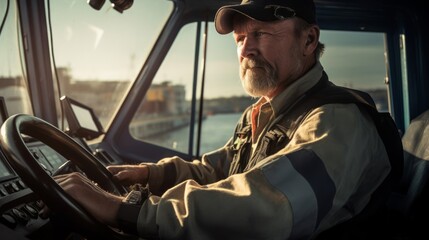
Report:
0,114,137,240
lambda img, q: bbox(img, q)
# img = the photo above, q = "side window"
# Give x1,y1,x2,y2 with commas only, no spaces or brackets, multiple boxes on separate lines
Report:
129,22,248,155
129,23,198,153
199,24,249,155
319,30,388,111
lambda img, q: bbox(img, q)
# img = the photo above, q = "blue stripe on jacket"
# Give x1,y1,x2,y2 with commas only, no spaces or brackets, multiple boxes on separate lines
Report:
261,149,336,239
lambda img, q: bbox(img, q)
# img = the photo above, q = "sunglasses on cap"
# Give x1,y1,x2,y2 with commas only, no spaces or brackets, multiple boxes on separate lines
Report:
265,5,297,20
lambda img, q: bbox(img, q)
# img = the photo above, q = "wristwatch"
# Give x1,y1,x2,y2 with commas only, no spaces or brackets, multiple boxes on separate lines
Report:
122,190,143,205
117,185,151,234
124,183,151,204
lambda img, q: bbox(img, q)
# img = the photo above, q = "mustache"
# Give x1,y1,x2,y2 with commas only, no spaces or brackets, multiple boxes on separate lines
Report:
241,58,271,70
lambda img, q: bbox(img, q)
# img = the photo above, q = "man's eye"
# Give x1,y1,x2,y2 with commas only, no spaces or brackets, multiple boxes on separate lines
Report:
254,31,265,37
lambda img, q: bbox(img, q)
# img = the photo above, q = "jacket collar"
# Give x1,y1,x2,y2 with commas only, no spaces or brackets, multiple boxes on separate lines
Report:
270,61,324,117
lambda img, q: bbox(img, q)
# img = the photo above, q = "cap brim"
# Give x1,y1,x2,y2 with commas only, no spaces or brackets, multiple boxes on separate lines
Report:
215,3,277,34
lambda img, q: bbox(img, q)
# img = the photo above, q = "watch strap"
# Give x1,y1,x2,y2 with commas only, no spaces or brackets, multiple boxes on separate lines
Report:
116,202,141,234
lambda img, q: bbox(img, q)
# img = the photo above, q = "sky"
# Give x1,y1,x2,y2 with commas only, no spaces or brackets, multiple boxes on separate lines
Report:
0,0,387,100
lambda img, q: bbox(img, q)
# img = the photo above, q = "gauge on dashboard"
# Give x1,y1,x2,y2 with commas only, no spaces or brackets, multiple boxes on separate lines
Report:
0,158,13,180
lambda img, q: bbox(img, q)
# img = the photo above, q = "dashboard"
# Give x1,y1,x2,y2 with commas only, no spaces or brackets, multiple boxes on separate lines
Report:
0,96,116,239
0,135,107,239
0,139,69,239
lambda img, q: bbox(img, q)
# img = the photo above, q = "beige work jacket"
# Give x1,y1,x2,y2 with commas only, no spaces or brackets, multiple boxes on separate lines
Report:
136,62,391,240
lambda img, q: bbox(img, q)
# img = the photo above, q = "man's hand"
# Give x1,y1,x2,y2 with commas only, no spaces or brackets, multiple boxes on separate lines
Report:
107,164,149,187
51,172,123,227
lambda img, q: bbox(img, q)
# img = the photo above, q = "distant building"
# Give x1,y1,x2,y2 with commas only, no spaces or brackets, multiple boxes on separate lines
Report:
140,81,187,115
130,81,189,138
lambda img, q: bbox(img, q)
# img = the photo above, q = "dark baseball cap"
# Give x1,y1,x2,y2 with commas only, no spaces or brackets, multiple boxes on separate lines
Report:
215,0,316,34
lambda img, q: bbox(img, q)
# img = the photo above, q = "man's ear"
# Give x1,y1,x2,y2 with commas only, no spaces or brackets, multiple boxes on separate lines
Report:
303,25,320,55
306,34,315,45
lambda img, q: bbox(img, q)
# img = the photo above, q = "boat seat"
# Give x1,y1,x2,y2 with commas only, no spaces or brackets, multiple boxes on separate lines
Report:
316,110,404,240
385,110,429,239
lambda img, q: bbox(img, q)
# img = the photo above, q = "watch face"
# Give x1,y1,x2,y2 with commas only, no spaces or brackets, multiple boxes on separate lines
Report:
124,190,142,205
126,183,151,204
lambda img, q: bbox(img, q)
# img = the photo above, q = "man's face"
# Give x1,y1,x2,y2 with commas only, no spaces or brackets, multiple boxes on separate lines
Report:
233,16,307,98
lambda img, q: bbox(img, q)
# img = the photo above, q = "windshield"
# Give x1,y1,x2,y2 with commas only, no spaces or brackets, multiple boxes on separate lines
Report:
0,1,32,117
48,0,173,128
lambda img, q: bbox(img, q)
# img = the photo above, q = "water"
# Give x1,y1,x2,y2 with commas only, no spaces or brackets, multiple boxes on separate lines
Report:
148,113,242,155
199,113,242,154
144,96,389,156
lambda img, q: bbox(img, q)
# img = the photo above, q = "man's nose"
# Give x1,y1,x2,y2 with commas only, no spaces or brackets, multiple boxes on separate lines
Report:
238,37,258,58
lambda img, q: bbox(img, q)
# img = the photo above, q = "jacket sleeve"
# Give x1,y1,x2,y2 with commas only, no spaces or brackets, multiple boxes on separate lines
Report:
144,138,235,195
135,104,391,239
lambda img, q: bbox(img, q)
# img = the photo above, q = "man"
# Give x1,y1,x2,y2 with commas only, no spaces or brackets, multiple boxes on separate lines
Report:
54,0,391,239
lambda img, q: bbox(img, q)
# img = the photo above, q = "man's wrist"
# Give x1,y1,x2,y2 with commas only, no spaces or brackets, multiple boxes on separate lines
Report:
116,186,151,234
